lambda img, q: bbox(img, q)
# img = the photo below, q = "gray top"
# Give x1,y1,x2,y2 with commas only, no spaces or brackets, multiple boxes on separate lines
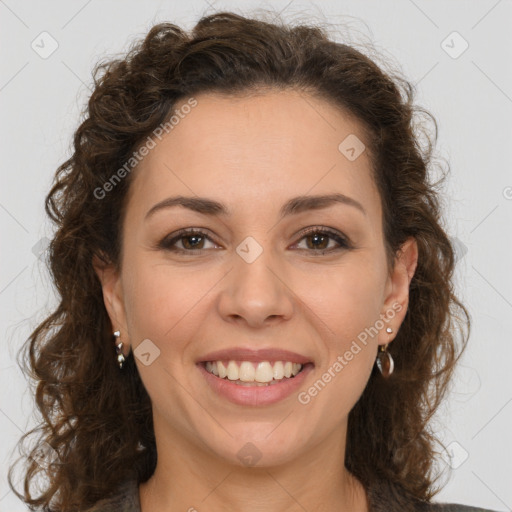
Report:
85,478,500,512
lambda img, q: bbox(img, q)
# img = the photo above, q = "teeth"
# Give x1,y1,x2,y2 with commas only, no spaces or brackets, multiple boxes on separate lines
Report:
204,360,303,383
239,361,255,382
255,361,274,382
227,361,238,380
273,361,284,380
217,361,227,379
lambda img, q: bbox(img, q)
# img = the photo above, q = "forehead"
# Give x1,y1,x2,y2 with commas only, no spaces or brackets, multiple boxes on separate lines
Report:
126,89,380,222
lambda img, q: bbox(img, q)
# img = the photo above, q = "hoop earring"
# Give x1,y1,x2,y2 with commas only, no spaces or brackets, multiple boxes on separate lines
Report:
376,326,394,378
114,330,126,370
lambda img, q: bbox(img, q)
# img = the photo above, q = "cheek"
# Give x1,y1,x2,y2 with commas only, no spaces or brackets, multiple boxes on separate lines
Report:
299,258,386,338
123,273,168,337
121,262,197,403
294,255,386,395
298,270,381,418
121,257,178,339
122,256,213,353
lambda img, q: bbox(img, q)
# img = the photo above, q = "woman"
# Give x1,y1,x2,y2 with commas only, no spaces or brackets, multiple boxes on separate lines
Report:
8,10,498,512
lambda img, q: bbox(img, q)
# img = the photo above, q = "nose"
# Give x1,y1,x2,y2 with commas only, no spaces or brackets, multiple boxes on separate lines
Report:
217,241,294,329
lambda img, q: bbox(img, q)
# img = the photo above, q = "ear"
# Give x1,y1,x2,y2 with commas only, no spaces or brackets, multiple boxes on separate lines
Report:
93,254,130,352
378,237,418,345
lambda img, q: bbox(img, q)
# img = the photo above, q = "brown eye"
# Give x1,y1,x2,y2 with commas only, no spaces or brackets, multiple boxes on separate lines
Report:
179,233,206,250
293,227,350,254
157,226,351,256
158,229,217,253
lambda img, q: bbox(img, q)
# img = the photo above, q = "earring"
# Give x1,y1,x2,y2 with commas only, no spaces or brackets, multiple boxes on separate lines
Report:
114,330,126,369
376,326,394,378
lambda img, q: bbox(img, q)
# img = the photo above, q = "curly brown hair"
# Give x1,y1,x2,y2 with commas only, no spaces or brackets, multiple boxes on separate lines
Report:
8,10,470,511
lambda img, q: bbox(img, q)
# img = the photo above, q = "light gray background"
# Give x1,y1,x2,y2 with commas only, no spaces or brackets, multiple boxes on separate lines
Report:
1,1,511,510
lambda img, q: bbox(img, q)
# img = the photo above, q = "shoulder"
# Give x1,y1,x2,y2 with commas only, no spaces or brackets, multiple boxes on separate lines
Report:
366,478,499,512
427,504,500,512
82,479,140,512
426,504,500,512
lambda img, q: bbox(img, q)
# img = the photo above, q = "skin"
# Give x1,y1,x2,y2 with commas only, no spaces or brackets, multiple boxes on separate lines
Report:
95,89,418,512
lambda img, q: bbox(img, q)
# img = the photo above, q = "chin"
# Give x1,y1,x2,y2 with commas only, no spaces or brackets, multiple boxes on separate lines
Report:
203,428,304,468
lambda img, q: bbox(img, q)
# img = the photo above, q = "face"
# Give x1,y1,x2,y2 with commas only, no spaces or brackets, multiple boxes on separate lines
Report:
97,89,417,469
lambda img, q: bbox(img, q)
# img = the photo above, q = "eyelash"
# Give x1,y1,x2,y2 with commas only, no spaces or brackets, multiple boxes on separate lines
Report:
157,226,351,256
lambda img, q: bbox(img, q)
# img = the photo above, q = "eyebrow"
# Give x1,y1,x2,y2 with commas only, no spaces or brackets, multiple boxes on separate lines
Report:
145,192,366,221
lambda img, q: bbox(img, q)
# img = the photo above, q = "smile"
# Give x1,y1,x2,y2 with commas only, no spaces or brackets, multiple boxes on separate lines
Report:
204,360,303,385
198,360,314,406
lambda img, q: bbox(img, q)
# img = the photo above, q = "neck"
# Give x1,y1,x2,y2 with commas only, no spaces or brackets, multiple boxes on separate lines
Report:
139,420,368,512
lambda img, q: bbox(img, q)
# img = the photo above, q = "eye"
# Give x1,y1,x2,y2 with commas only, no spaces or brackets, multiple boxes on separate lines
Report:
158,228,219,253
157,226,351,255
291,226,351,254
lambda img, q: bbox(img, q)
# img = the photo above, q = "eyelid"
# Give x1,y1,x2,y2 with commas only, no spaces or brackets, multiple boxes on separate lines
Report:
157,225,352,253
157,227,220,251
291,225,352,251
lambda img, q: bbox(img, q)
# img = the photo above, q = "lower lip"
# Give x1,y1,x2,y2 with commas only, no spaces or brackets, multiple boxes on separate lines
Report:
197,363,314,406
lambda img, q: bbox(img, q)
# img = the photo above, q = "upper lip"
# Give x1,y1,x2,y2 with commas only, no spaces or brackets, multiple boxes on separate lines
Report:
198,347,313,365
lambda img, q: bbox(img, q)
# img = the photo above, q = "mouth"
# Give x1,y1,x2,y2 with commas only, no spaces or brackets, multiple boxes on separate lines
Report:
196,348,314,406
199,360,312,386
